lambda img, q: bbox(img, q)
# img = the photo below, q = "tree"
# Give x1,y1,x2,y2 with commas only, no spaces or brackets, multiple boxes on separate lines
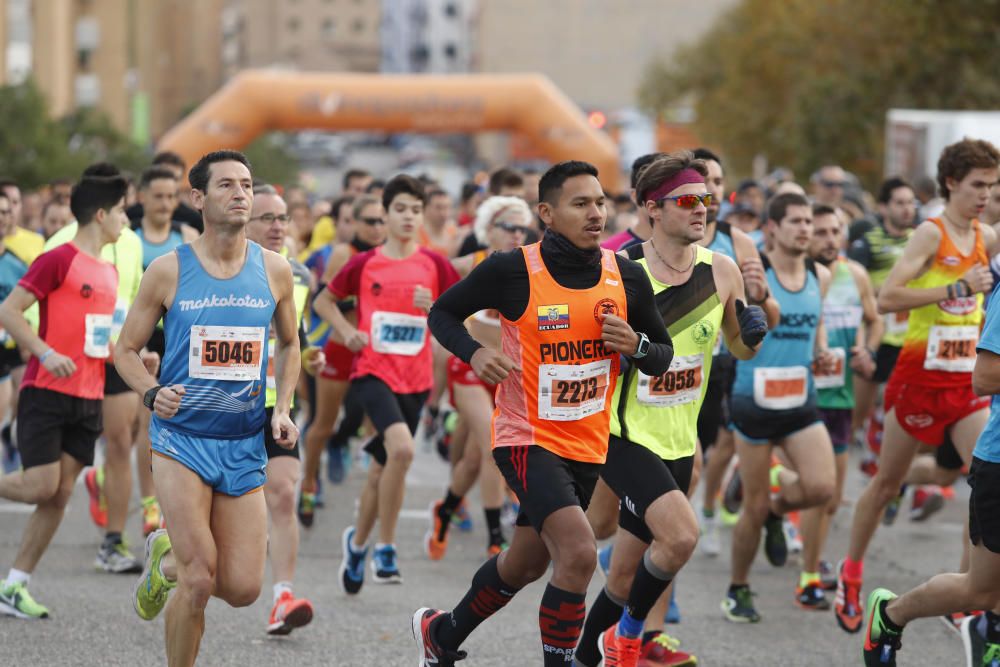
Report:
639,0,1000,188
243,133,302,190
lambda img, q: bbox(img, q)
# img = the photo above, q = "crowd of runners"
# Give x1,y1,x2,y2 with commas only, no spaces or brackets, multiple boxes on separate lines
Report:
0,137,999,667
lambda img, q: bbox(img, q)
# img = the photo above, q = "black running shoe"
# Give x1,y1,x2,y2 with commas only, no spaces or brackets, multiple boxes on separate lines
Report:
412,607,467,666
764,513,788,567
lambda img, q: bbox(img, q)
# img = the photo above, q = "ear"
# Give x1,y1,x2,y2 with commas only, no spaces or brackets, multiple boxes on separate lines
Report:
189,188,205,211
945,176,957,195
644,199,660,224
536,201,553,227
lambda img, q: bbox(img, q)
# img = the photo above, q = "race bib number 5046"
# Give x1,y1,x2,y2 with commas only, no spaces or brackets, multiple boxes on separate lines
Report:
189,326,265,381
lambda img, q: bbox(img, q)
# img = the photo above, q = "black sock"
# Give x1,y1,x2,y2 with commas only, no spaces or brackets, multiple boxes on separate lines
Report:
880,600,903,633
484,507,504,545
729,582,749,595
435,490,463,540
624,550,674,622
102,532,122,549
575,586,625,667
539,584,586,666
434,555,519,651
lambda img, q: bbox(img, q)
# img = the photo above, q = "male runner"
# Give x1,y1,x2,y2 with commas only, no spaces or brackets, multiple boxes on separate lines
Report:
0,179,45,266
574,152,767,667
413,160,673,666
601,154,660,251
722,192,837,623
835,139,1000,634
117,151,301,667
420,189,459,257
861,248,1000,667
314,175,458,591
0,169,125,618
134,166,199,270
802,204,880,609
0,190,28,474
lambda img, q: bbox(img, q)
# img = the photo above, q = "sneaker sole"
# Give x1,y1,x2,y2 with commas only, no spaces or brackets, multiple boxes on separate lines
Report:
940,614,962,637
371,572,403,585
720,600,759,623
960,616,977,665
267,603,313,636
412,607,433,667
0,599,47,619
339,527,363,596
910,494,945,522
132,530,160,620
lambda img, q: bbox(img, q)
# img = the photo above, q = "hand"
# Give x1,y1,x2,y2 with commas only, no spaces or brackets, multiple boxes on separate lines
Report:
271,410,299,450
42,350,76,378
413,285,433,312
140,349,161,376
735,299,768,348
154,384,185,419
849,345,876,379
740,259,768,303
814,348,838,375
470,347,520,384
303,346,325,376
961,263,993,295
342,327,369,353
601,313,640,356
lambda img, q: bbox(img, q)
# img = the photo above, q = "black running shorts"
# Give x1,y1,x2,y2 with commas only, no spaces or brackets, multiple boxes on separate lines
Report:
17,386,102,469
936,437,964,471
103,362,133,396
600,434,694,544
697,355,734,449
263,406,300,460
873,343,901,384
968,457,1000,554
349,375,427,466
493,444,600,534
0,346,23,380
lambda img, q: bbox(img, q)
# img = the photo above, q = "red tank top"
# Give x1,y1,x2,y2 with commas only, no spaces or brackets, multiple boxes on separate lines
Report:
21,243,118,399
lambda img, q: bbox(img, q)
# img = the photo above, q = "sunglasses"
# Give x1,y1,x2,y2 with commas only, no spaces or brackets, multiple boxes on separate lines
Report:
494,221,528,234
659,193,713,209
821,180,846,188
359,217,384,226
249,213,290,224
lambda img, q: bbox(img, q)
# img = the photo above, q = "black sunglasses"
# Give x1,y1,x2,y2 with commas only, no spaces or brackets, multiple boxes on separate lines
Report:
359,217,384,226
494,221,528,234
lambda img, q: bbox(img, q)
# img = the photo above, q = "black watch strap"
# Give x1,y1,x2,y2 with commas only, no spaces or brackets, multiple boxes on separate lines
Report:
143,385,162,410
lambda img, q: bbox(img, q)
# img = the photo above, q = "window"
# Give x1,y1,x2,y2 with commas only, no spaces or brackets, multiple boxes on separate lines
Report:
444,2,458,18
352,18,365,33
322,17,336,38
287,16,301,32
444,43,457,59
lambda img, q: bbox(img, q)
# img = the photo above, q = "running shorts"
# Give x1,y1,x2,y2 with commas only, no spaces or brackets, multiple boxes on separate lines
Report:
17,386,102,469
320,338,355,381
729,394,821,445
492,444,600,534
936,437,965,471
349,375,427,466
446,355,493,400
104,362,133,396
819,407,852,455
150,424,266,497
968,457,1000,554
696,355,734,449
884,379,989,447
0,345,23,381
873,343,901,384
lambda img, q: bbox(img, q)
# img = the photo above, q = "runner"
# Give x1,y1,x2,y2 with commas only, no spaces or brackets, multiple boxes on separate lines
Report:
0,179,45,266
424,195,534,561
245,184,323,635
420,188,459,257
0,190,28,475
722,192,837,623
574,151,767,667
412,160,674,666
802,204,880,609
835,139,999,635
600,153,660,251
314,175,458,592
0,168,125,619
298,194,386,526
117,151,301,666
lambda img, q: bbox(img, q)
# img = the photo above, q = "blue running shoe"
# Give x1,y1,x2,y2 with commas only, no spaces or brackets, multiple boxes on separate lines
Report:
372,544,402,584
665,584,681,624
598,544,613,578
339,526,368,595
451,500,473,533
327,445,346,484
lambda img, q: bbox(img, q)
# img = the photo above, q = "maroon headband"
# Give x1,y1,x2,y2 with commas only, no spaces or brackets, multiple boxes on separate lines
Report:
645,168,705,203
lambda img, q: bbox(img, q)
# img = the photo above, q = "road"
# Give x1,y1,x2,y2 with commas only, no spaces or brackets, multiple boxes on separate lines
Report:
0,441,969,666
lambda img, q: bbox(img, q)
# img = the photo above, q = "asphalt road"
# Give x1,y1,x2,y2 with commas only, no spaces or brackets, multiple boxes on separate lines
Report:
0,441,970,666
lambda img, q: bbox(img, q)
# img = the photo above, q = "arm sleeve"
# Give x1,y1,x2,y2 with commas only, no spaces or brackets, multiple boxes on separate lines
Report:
18,246,71,301
617,256,673,377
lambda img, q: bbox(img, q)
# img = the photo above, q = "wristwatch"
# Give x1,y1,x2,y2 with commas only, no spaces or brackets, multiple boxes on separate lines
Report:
143,385,162,411
633,332,650,359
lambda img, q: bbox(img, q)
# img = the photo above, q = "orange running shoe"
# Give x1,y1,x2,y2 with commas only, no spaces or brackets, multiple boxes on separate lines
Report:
834,560,863,633
600,625,642,667
486,542,508,559
267,590,314,636
424,500,449,561
84,467,107,528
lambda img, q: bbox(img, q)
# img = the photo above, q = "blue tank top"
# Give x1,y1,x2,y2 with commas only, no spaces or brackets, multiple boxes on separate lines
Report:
137,226,185,270
0,249,27,348
707,221,736,261
733,257,821,411
152,242,275,439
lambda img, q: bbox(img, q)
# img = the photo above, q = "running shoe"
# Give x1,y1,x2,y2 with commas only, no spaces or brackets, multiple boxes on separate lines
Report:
133,529,175,621
412,607,467,666
665,585,680,624
297,491,316,528
700,514,720,557
863,588,902,666
339,526,367,595
639,631,697,666
910,486,945,522
819,560,837,592
783,514,803,555
266,590,314,636
860,456,879,478
882,490,903,526
0,580,49,619
314,474,325,508
721,586,760,623
763,513,788,567
599,625,642,667
835,560,864,633
719,506,740,527
424,500,449,561
95,540,142,574
486,542,508,559
598,544,614,578
941,610,981,636
452,499,474,533
722,468,742,515
796,582,831,611
327,444,346,484
371,544,402,584
961,614,1000,667
84,466,108,529
141,498,162,537
0,423,19,474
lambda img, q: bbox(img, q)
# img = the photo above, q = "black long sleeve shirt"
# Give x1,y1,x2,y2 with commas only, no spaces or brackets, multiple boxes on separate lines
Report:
428,247,673,377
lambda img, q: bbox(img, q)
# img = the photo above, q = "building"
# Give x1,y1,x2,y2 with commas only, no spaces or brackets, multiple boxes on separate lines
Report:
381,0,476,73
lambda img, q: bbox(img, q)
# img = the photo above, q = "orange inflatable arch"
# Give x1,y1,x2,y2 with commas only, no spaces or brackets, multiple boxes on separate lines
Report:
158,70,622,191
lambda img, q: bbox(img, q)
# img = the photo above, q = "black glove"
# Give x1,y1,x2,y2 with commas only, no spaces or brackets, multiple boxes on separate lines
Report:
735,299,768,348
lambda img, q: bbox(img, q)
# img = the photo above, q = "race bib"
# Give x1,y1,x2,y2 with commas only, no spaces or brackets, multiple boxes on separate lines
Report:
189,325,265,381
924,325,978,373
885,311,909,336
753,366,808,410
813,348,846,390
824,304,863,332
371,311,427,356
266,338,276,392
637,353,703,407
84,313,113,359
537,359,612,421
111,298,128,338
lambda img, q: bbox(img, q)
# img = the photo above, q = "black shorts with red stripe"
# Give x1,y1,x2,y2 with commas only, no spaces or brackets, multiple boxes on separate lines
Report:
492,444,600,534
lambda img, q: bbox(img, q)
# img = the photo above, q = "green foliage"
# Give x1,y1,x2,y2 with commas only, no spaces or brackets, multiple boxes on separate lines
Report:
639,0,1000,188
242,133,302,189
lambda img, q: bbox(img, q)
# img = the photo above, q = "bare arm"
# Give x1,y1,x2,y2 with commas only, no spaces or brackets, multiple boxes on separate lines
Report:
320,244,352,285
849,260,884,352
973,349,1000,396
266,252,300,417
814,262,833,360
314,286,367,351
732,228,780,328
0,287,75,376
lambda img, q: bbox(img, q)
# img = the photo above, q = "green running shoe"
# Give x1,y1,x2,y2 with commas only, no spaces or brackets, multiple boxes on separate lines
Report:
133,529,175,621
0,580,49,619
863,588,902,666
961,615,1000,667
